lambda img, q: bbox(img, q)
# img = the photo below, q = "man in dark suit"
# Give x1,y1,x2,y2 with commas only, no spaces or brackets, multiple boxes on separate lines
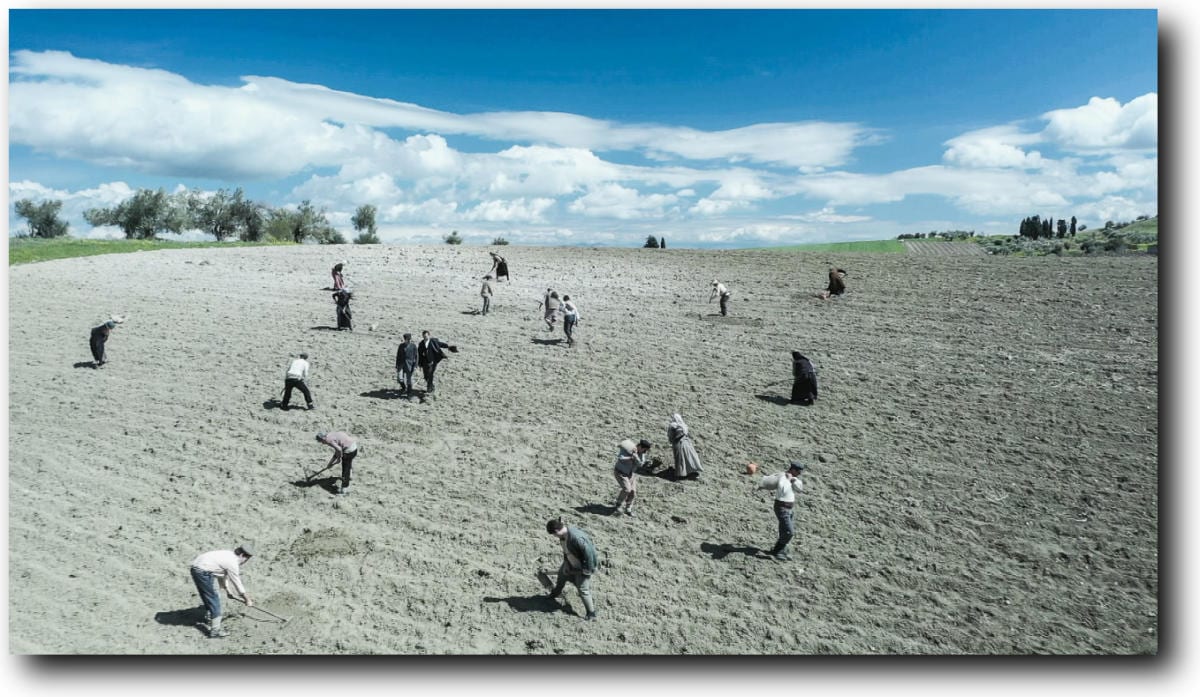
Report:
417,330,457,394
395,333,419,397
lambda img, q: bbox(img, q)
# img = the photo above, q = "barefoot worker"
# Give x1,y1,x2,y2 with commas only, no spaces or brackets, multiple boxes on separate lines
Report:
791,351,819,406
281,353,315,411
613,438,652,517
709,280,732,316
316,431,359,496
758,461,805,561
666,413,703,480
480,275,494,316
545,518,599,621
189,544,255,638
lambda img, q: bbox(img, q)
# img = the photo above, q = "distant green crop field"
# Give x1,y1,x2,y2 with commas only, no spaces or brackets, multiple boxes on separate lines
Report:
8,237,292,266
763,239,906,253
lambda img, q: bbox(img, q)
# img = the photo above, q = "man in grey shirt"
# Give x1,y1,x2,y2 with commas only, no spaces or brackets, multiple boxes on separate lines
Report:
612,438,652,517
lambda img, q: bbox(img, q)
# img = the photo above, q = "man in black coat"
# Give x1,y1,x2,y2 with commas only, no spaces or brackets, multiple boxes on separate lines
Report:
417,330,457,394
395,333,418,397
791,351,818,405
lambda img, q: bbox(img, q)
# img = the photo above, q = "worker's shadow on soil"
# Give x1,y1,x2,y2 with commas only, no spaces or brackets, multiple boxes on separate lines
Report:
531,338,563,346
291,476,340,495
73,361,99,369
309,325,341,331
754,394,793,406
573,503,617,516
154,606,207,628
482,594,565,614
360,388,412,400
700,542,764,560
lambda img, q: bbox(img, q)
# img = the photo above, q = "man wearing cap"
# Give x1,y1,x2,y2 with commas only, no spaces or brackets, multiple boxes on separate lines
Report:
545,518,598,621
395,333,419,397
281,353,314,410
612,438,652,517
709,280,732,316
316,431,358,495
189,544,255,638
758,461,806,560
88,317,122,367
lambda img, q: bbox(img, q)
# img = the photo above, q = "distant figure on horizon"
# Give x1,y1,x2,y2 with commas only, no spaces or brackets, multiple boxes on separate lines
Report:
480,275,494,316
817,268,846,300
331,262,347,291
488,251,510,282
709,280,732,316
790,351,819,406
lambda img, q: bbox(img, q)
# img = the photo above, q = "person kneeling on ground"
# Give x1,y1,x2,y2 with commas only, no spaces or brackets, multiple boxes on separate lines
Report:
545,518,598,621
817,268,846,300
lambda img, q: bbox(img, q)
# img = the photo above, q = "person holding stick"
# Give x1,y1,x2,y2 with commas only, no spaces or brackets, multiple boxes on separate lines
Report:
316,431,358,496
281,353,314,411
612,438,652,517
709,280,732,316
189,544,255,638
758,461,805,561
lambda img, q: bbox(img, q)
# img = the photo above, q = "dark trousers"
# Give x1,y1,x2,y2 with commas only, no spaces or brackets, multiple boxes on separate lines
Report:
771,502,795,555
282,378,313,408
791,377,816,405
90,336,107,364
398,365,416,393
482,296,491,315
190,567,221,619
336,305,352,330
563,316,577,345
340,448,357,489
422,362,439,392
719,293,730,316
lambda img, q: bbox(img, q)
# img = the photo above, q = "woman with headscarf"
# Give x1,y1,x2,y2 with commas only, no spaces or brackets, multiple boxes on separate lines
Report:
667,413,703,480
791,351,818,405
331,262,347,291
89,317,122,367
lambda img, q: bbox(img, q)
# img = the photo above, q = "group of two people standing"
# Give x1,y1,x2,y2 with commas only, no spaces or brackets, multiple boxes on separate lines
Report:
395,330,458,398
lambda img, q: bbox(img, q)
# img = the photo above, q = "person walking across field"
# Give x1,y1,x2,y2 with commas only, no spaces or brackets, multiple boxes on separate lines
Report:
545,518,599,621
316,431,358,495
395,333,418,397
758,461,805,561
189,543,255,638
561,295,580,347
417,330,458,395
281,353,315,410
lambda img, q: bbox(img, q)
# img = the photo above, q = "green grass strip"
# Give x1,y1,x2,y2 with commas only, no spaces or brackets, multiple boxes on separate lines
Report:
8,237,294,266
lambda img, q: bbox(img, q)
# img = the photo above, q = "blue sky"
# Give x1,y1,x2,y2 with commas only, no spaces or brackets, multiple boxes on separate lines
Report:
7,8,1159,247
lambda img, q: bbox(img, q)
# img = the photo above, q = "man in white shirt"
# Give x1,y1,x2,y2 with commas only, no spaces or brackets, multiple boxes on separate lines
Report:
758,461,805,560
189,544,255,638
281,353,314,410
709,280,732,316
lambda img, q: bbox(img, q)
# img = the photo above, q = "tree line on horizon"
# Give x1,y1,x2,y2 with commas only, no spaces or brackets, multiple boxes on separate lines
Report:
12,188,382,245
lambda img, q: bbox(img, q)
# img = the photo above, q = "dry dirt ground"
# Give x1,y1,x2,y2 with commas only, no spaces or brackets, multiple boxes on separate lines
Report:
7,244,1158,654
